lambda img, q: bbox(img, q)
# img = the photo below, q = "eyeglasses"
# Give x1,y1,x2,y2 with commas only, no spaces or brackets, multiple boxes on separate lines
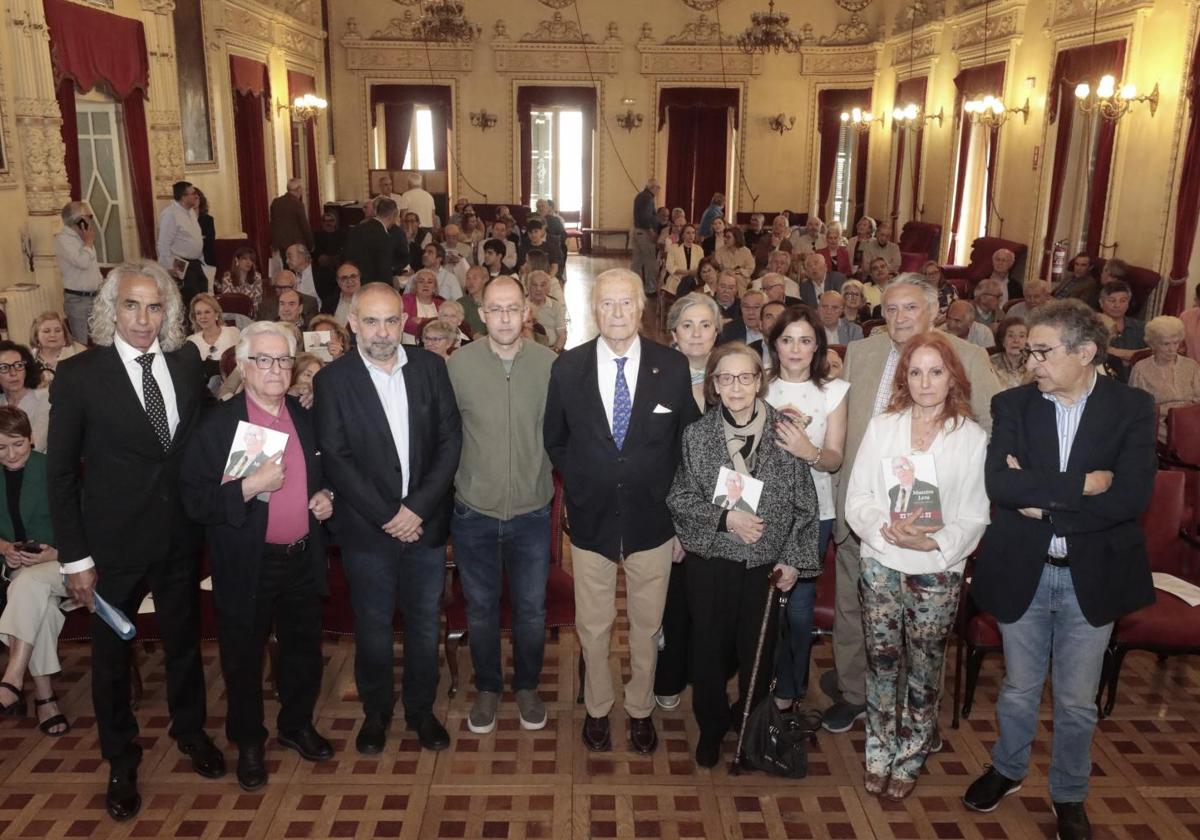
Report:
250,354,296,370
423,336,450,344
0,362,27,374
484,305,524,318
337,273,361,282
272,284,296,292
1026,345,1063,363
712,372,760,387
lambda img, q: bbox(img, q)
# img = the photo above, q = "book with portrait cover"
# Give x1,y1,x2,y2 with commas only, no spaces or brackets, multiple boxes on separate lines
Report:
883,452,943,526
303,330,333,362
222,420,289,502
712,466,764,514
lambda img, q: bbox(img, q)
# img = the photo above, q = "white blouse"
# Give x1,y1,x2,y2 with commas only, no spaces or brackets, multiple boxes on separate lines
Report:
766,376,850,520
845,409,989,575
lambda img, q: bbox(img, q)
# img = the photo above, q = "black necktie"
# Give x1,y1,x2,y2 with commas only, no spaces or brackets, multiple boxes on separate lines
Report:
135,353,172,450
685,246,693,270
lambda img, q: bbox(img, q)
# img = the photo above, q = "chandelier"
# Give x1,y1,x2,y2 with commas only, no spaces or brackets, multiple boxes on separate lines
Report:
841,106,882,134
892,9,943,132
415,0,480,43
736,0,811,55
961,0,1028,129
1072,1,1157,122
281,93,328,122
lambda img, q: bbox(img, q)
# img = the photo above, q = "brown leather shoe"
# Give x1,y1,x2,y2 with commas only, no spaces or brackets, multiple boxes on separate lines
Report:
582,714,611,752
629,716,658,755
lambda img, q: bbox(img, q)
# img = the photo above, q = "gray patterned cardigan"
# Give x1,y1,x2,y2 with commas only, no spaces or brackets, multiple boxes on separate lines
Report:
667,401,821,576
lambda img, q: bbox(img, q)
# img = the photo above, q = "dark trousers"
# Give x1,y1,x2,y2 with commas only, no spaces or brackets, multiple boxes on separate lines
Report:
341,542,445,720
687,557,778,740
92,548,206,770
450,502,551,694
653,556,690,696
181,259,207,310
215,547,323,747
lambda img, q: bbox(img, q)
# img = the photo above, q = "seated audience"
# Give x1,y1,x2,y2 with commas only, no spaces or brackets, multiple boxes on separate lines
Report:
987,248,1022,303
285,244,324,302
921,261,958,314
743,213,768,251
972,278,1004,328
402,212,434,270
757,302,787,366
29,312,86,387
321,261,362,327
800,251,847,308
420,320,456,359
665,225,705,294
0,343,47,452
714,272,742,324
459,266,488,338
0,406,68,735
187,293,242,381
1054,252,1100,307
841,281,871,323
846,216,877,275
991,317,1033,389
477,219,517,270
701,216,727,256
306,315,350,360
461,208,485,245
288,352,324,399
217,246,264,315
819,222,853,275
677,257,721,298
480,238,511,280
698,193,725,240
761,273,801,308
859,223,901,276
753,215,795,274
1100,257,1129,286
863,258,893,311
715,226,755,280
437,300,472,346
527,271,567,353
721,289,766,346
402,270,447,342
761,251,802,297
259,270,319,325
846,331,989,800
275,289,309,331
1180,282,1200,362
1006,278,1051,320
1095,315,1130,381
1099,280,1146,364
818,290,864,345
518,219,561,278
666,341,819,767
1129,315,1200,441
944,300,995,349
409,243,463,301
313,211,346,273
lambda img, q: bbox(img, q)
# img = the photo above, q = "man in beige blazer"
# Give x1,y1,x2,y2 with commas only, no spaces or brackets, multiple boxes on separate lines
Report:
822,276,1001,733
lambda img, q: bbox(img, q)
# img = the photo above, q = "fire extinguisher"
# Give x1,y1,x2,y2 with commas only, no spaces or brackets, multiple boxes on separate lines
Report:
1049,239,1068,283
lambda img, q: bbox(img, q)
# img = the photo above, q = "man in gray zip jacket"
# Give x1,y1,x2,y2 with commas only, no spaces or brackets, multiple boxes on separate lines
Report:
446,275,558,735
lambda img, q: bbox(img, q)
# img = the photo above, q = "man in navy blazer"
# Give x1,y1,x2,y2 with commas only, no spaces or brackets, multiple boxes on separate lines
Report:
544,269,700,755
963,300,1156,840
799,252,847,309
313,283,462,755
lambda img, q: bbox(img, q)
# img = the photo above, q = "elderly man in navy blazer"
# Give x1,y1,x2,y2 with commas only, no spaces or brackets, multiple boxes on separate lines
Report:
544,268,699,755
799,252,847,309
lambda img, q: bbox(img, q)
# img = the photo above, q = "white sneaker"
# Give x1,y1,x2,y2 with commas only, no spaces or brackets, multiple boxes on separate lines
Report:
655,693,681,711
468,691,499,734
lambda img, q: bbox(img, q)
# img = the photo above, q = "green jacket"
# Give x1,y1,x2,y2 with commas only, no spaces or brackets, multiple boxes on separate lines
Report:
0,451,55,546
447,337,556,519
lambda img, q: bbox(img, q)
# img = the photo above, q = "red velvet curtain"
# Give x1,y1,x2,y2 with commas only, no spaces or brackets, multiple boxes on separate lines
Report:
287,70,322,228
44,0,155,256
383,104,415,170
370,85,451,173
663,105,730,224
517,86,597,227
230,56,271,269
817,88,872,219
664,108,699,219
893,76,928,224
1168,30,1200,315
1039,40,1126,275
657,88,739,131
947,62,1006,260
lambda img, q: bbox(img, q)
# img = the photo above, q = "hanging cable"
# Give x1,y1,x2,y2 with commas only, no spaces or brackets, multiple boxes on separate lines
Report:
712,1,760,210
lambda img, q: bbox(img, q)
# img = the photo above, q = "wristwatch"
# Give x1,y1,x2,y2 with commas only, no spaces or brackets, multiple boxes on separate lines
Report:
324,488,335,502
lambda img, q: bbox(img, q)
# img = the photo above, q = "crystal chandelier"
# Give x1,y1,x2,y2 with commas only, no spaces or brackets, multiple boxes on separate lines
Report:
961,0,1028,129
1071,1,1157,122
415,0,480,43
736,0,811,55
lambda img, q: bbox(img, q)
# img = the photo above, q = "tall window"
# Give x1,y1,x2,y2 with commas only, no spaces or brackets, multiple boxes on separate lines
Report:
951,124,996,263
830,122,856,229
403,106,436,171
1051,111,1104,256
76,102,131,264
290,117,309,179
529,108,583,214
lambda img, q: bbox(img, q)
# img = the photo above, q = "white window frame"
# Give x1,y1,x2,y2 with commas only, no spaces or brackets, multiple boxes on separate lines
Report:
831,123,856,229
528,107,584,215
75,99,135,266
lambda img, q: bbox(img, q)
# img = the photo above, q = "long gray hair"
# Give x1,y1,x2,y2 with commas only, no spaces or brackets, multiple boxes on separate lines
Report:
89,260,186,351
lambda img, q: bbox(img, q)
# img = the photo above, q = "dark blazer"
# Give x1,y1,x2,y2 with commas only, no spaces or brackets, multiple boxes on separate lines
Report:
343,218,394,285
0,451,54,547
544,337,700,559
48,343,205,570
180,394,328,619
799,272,847,308
972,376,1157,627
257,292,319,326
269,193,314,254
313,347,462,553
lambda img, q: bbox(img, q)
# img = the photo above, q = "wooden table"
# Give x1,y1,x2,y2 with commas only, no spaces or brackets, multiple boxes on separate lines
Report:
580,228,631,255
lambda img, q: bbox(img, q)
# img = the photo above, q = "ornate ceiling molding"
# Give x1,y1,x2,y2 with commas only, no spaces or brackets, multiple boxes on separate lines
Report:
490,16,621,73
890,26,942,69
342,18,473,72
821,13,875,45
1045,0,1154,34
637,15,761,74
952,1,1023,53
894,1,946,31
663,14,729,46
799,44,881,76
518,12,595,43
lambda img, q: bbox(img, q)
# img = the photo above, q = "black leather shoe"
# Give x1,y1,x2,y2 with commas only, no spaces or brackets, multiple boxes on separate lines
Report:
405,713,450,751
582,714,611,752
629,716,658,755
105,767,141,821
236,743,268,791
356,714,390,755
278,725,334,762
177,732,226,779
963,765,1023,813
1053,801,1092,840
695,732,722,768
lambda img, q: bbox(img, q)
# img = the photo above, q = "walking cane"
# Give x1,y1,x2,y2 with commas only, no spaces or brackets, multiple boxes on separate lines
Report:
729,567,782,775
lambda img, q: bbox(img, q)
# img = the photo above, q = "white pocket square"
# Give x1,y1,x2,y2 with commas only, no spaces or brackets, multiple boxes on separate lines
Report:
652,404,673,414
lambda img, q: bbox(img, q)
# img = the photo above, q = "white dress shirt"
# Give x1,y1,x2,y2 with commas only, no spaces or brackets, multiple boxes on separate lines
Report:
156,201,204,270
60,334,181,575
333,296,353,327
53,226,102,292
399,187,436,227
360,345,411,497
295,263,317,299
596,335,641,432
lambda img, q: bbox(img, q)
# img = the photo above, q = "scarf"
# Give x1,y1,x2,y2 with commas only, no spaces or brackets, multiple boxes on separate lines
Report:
722,399,767,475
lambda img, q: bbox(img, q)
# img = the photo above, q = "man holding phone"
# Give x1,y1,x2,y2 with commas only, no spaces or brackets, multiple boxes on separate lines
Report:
54,201,103,343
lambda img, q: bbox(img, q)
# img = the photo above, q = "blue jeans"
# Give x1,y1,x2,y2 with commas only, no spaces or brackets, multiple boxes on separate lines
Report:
774,518,832,700
991,564,1112,802
341,542,446,720
451,502,551,694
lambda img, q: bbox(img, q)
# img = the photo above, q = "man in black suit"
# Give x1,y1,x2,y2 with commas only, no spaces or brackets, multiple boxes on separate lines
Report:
963,300,1156,840
719,289,766,346
257,270,319,325
544,268,699,755
48,261,225,821
181,322,335,791
344,197,400,286
887,456,942,525
222,424,269,480
761,273,802,308
313,283,462,755
799,252,847,309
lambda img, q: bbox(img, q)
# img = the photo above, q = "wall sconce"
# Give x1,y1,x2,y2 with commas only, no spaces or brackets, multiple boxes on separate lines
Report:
278,93,328,122
768,113,796,135
841,107,883,134
616,109,644,132
470,110,498,131
1075,76,1159,122
963,95,1030,128
892,104,944,132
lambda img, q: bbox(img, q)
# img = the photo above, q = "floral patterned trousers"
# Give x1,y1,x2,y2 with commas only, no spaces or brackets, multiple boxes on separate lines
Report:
859,556,962,782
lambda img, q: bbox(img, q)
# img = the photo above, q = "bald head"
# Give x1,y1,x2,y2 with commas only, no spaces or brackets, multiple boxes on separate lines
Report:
351,281,402,316
483,274,525,304
944,299,977,339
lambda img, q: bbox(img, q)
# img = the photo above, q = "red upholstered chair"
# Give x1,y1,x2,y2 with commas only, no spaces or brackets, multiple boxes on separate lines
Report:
861,318,886,337
217,292,253,317
213,238,253,276
951,563,1003,728
898,221,943,271
942,236,1028,296
219,347,238,379
442,472,577,699
1093,258,1161,317
1097,470,1197,717
828,344,846,361
1164,404,1200,536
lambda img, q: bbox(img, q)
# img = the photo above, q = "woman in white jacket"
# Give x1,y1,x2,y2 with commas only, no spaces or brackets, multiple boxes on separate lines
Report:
846,331,990,801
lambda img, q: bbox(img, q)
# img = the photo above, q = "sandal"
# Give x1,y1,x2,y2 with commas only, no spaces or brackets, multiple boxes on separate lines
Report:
864,771,889,795
0,681,26,716
34,695,70,737
883,776,918,801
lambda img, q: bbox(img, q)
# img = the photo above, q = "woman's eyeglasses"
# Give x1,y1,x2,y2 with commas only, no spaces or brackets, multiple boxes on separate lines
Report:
0,362,27,374
712,372,760,386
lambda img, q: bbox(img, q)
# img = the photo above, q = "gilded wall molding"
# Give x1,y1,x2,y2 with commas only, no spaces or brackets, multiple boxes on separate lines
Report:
952,2,1023,52
799,44,881,76
344,43,475,73
637,48,761,76
662,14,728,45
893,1,945,31
890,27,941,69
275,22,320,58
1049,0,1154,28
491,19,622,74
519,12,594,43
